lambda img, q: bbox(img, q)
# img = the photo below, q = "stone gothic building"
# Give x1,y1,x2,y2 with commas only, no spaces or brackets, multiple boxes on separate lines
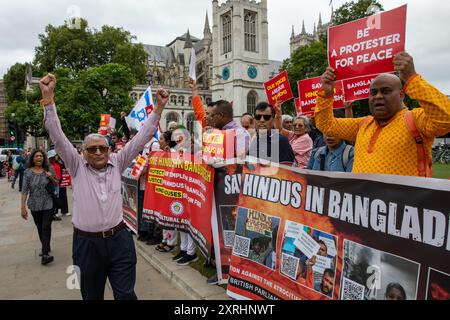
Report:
131,0,281,132
290,10,334,55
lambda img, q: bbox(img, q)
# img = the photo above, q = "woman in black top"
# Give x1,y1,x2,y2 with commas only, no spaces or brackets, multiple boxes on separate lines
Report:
21,150,58,265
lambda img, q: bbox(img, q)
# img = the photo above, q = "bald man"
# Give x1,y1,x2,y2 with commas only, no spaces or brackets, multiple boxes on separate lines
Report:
314,52,450,177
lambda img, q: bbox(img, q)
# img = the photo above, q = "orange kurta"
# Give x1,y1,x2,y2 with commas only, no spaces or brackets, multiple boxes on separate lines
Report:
315,75,450,177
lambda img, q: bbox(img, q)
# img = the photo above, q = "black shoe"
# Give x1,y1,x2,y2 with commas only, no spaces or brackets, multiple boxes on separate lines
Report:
146,238,161,246
177,254,199,266
172,250,187,261
41,255,54,265
207,274,219,285
52,216,62,221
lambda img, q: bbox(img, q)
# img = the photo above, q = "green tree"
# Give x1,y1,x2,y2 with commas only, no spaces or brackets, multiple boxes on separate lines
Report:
94,26,148,83
54,64,135,140
333,0,384,26
34,19,96,73
3,62,40,104
34,20,148,84
5,87,47,139
280,41,328,115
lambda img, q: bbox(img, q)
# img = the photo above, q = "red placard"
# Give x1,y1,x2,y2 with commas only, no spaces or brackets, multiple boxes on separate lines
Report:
202,129,236,162
60,169,71,188
294,98,301,115
99,114,111,136
131,155,148,180
264,71,294,105
342,73,381,102
298,77,344,115
143,151,214,257
328,5,407,81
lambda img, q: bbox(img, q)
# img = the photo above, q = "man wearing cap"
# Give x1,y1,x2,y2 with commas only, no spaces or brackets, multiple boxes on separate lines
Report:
40,73,168,300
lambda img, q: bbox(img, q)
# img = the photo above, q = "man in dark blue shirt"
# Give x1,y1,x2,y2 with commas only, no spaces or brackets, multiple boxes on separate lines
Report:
249,102,295,165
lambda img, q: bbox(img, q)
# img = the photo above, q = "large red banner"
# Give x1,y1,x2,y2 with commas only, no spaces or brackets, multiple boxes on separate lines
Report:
298,77,344,115
264,71,294,105
226,163,450,300
328,5,407,81
143,151,214,256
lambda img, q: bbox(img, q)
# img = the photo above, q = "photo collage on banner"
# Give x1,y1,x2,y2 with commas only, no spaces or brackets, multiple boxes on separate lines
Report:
212,162,244,284
225,163,450,300
121,164,139,233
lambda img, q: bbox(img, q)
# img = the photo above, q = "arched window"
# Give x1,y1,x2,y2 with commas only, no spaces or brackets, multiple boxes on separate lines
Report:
165,112,180,130
189,97,192,106
178,96,185,106
222,13,232,54
170,95,177,106
186,113,197,136
247,91,258,115
131,92,138,102
206,97,212,106
244,11,257,52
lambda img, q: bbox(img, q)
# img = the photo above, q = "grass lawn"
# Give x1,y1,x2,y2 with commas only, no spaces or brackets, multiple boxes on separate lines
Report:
433,163,450,179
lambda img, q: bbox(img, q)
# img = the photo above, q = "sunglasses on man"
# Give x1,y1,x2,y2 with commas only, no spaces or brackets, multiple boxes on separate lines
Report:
254,114,273,121
85,146,110,154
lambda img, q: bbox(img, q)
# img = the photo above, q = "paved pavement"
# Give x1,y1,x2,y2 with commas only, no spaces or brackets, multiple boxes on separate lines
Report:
0,176,198,300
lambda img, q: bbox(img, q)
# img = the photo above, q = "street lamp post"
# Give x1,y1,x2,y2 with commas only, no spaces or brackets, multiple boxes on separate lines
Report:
10,113,19,148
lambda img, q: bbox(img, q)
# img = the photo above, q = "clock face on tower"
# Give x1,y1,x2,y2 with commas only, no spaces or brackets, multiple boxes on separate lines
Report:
222,67,230,81
248,65,258,79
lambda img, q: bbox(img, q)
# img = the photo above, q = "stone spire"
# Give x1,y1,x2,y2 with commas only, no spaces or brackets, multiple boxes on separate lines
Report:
204,12,211,35
184,29,193,49
330,6,335,25
313,22,317,36
301,20,306,35
318,13,323,28
291,25,295,38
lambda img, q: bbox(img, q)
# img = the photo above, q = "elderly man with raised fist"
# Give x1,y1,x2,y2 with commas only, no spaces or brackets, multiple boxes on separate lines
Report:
40,73,169,300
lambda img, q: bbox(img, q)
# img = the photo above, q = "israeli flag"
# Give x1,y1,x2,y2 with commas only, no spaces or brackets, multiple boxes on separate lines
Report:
129,86,153,131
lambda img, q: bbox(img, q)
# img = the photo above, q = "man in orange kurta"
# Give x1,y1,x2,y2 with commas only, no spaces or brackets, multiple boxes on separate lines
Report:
315,52,450,177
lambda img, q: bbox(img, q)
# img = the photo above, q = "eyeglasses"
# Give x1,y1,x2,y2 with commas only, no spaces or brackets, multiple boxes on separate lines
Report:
85,146,109,154
254,114,273,121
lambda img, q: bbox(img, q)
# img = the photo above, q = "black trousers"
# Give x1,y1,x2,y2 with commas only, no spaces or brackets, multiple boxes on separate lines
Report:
31,209,53,255
57,187,69,214
72,228,138,300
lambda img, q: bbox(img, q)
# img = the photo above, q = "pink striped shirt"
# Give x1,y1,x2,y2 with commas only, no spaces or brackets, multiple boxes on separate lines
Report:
44,104,160,232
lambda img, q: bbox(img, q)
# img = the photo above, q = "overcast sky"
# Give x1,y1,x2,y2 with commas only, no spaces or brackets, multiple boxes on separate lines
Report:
1,0,449,92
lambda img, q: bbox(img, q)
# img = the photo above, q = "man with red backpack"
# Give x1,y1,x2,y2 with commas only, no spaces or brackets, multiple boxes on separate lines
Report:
315,52,450,177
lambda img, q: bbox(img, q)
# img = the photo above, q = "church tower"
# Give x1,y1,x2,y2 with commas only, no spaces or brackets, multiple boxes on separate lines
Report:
212,0,269,118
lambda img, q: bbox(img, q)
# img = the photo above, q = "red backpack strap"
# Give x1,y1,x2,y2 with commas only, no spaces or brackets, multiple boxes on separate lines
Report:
358,116,373,130
404,111,432,177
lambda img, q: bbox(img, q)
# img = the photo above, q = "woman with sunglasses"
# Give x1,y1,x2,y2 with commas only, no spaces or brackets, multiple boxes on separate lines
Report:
21,149,58,265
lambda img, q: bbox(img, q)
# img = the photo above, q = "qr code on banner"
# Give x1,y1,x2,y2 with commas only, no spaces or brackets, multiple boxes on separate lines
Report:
280,253,299,280
232,235,251,258
223,230,235,248
341,277,365,300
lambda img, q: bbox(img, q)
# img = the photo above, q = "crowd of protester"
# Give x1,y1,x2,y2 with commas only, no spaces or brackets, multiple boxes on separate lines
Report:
4,51,449,300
